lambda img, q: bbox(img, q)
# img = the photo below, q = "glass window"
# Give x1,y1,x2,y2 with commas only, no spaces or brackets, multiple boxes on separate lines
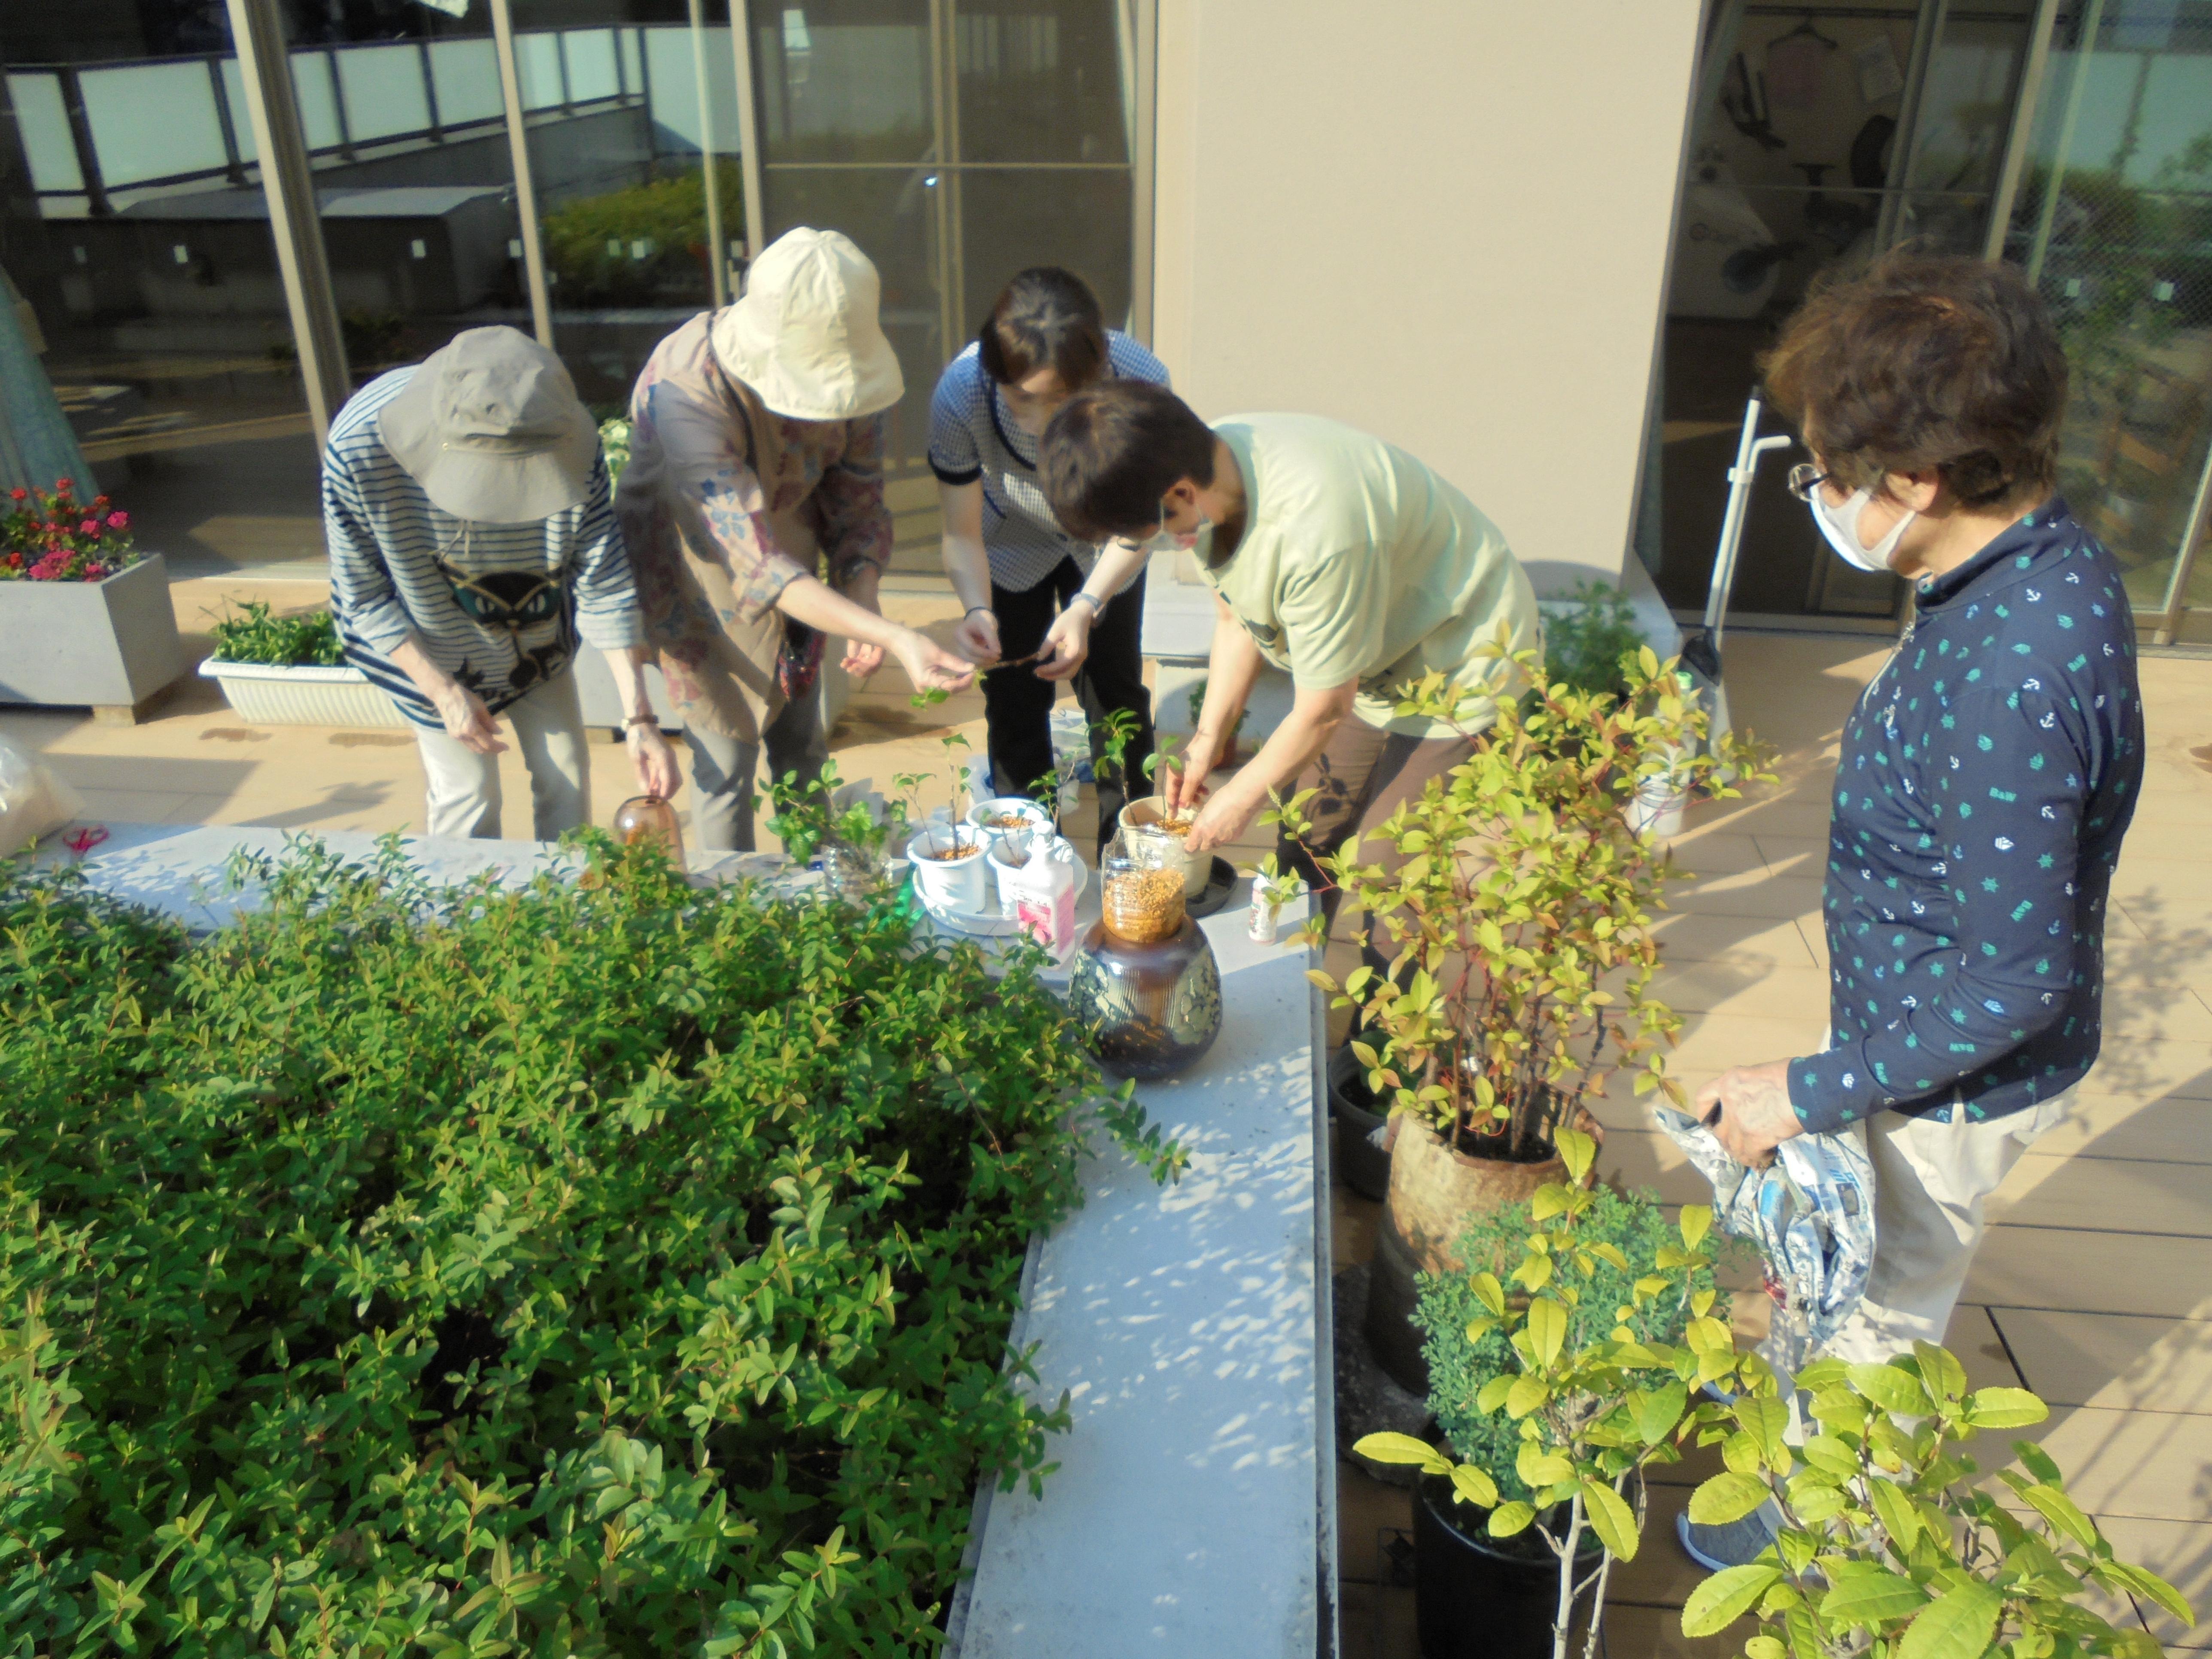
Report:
2002,0,2212,623
954,0,1131,165
0,21,319,577
754,0,936,165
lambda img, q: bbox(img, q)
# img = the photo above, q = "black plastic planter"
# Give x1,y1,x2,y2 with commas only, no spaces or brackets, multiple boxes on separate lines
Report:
1414,1474,1602,1659
1327,1047,1391,1202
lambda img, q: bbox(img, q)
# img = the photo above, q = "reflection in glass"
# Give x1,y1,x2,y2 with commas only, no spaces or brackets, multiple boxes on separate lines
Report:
754,1,934,165
954,0,1131,164
958,168,1131,338
2004,0,2212,620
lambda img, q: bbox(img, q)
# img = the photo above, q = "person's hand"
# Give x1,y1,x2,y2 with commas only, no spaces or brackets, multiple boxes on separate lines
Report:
1182,780,1258,852
954,608,1000,663
893,627,976,695
1162,732,1219,816
626,722,679,798
431,679,506,755
1695,1060,1805,1167
842,638,886,678
838,566,888,680
1035,602,1093,682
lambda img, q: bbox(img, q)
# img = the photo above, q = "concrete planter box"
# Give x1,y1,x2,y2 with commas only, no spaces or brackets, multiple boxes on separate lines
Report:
197,659,409,728
0,555,188,723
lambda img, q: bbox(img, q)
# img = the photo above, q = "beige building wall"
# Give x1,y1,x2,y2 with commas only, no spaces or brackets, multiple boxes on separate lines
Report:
1149,0,1706,592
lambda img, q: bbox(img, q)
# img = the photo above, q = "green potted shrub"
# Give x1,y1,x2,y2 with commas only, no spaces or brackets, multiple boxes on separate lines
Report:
1684,1343,2197,1657
1538,580,1646,702
0,478,185,723
1359,1127,1767,1659
1292,632,1773,1388
196,599,406,729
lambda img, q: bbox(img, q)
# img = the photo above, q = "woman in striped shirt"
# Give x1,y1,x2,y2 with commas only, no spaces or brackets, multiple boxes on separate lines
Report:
930,268,1168,849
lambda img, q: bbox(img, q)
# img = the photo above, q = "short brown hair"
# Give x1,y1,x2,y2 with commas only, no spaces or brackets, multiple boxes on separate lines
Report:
1040,381,1217,541
1762,252,2067,510
978,267,1108,390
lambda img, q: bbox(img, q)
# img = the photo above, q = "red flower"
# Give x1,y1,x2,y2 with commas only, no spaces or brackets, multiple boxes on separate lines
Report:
8,488,25,502
83,562,106,580
54,478,72,491
79,518,98,535
106,511,128,529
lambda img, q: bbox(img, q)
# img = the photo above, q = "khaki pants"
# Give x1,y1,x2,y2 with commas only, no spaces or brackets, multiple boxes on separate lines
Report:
1821,1086,2075,1365
413,670,590,842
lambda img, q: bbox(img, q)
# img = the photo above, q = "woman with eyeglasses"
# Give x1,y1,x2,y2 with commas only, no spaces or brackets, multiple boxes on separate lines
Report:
1036,382,1540,940
325,325,678,841
930,267,1169,850
1677,253,2145,1571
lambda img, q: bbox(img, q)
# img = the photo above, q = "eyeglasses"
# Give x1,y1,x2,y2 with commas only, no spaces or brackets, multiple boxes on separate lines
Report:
1785,463,1833,504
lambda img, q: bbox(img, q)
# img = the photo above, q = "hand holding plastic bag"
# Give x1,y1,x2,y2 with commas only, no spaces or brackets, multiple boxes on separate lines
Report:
0,735,83,858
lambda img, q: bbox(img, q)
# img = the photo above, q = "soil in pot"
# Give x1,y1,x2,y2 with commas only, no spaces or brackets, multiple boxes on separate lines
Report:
1327,1047,1391,1203
1414,1473,1605,1659
919,842,980,861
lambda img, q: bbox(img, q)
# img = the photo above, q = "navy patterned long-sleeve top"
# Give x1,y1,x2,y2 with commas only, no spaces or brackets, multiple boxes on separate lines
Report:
1787,499,2144,1136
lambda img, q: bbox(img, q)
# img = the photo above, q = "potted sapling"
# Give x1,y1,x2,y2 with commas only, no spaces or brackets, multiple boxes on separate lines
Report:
1293,630,1774,1389
198,600,407,728
1683,1343,2198,1657
1358,1128,1770,1659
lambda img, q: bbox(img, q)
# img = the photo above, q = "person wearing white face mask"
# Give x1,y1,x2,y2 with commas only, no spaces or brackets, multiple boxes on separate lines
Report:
930,268,1169,849
1677,253,2145,1572
1037,381,1539,951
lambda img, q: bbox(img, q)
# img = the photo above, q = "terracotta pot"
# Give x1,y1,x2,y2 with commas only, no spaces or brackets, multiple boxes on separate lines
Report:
1362,1106,1604,1394
1386,1111,1603,1279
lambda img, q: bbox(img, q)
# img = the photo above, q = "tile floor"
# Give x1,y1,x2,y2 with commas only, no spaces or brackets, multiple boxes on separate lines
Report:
6,580,2209,1656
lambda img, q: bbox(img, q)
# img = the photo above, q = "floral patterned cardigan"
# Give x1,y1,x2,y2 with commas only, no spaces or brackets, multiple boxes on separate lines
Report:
614,310,894,742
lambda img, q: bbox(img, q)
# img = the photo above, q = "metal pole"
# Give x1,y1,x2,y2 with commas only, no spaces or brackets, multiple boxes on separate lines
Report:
2023,0,2107,287
728,0,768,273
687,0,726,310
224,0,349,447
488,0,555,347
1981,0,2062,261
2152,434,2212,646
1126,0,1155,345
1874,0,1949,252
927,0,959,356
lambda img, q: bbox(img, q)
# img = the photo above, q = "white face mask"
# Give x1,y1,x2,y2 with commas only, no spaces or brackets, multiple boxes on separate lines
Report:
1808,486,1916,574
1117,505,1211,558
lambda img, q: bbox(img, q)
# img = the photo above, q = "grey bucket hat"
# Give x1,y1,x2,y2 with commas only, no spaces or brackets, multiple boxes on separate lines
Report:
378,326,598,523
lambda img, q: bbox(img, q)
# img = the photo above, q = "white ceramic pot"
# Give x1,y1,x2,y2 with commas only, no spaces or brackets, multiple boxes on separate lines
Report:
198,659,410,727
968,796,1053,839
907,823,988,915
1117,796,1208,899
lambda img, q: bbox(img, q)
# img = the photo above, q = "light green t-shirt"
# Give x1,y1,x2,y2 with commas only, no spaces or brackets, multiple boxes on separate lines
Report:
1200,414,1539,738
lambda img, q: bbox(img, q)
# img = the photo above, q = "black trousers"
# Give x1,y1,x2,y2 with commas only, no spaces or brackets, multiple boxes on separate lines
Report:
985,554,1153,855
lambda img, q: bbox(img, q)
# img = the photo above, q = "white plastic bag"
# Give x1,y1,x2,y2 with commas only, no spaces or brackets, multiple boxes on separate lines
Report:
0,735,84,857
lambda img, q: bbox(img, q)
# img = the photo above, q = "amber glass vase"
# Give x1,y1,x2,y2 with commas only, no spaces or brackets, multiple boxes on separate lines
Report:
613,795,684,859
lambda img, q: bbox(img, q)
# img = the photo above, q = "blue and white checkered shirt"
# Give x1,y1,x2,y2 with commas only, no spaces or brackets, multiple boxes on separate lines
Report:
927,330,1169,594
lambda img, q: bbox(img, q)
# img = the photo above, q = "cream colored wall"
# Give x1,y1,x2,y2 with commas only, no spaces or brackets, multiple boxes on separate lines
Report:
1149,0,1706,591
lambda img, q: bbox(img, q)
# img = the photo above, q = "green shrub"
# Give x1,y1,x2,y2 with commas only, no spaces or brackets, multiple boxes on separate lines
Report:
207,599,346,666
0,837,1178,1654
1415,1185,1715,1507
544,168,744,307
1540,581,1646,702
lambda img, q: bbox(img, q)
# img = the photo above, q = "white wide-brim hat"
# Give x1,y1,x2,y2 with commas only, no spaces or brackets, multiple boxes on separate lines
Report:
379,326,597,524
710,227,904,421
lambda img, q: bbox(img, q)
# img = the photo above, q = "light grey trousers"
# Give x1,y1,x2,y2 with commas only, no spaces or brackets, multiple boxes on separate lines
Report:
683,690,829,852
411,670,589,842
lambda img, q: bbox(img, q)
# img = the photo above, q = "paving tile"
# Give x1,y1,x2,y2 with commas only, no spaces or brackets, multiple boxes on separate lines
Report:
1649,911,1824,969
1964,1227,2212,1320
1657,833,1770,876
2066,1039,2212,1104
2092,1516,2212,1651
1665,1011,1829,1077
1987,1150,2212,1238
1649,960,1831,1021
2008,1405,2212,1524
1662,870,1828,923
2101,986,2212,1045
1597,1601,1748,1659
70,788,197,823
1993,1310,2212,1414
2030,1090,2212,1165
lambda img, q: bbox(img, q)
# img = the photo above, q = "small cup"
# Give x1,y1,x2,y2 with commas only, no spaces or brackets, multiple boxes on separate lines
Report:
907,823,988,915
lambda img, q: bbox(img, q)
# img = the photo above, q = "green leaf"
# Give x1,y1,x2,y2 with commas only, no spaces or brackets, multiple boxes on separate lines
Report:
1961,1386,2049,1429
1801,1434,1860,1477
1477,1374,1516,1415
1527,1297,1568,1367
1869,1475,1922,1554
1746,1638,1787,1659
2012,1440,2063,1485
1353,1432,1452,1474
1911,1341,1968,1404
1897,1580,2002,1659
1680,1565,1781,1638
2020,1482,2100,1551
1737,1396,1792,1463
1630,1380,1689,1447
2100,1562,2197,1626
1489,1501,1536,1538
1687,1471,1770,1527
1816,1568,1929,1629
1506,1373,1550,1419
1581,1478,1639,1561
1470,1271,1506,1317
1785,1474,1848,1523
1518,1443,1575,1489
1849,1361,1934,1419
1557,1126,1596,1185
1449,1464,1500,1510
1679,1204,1713,1252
